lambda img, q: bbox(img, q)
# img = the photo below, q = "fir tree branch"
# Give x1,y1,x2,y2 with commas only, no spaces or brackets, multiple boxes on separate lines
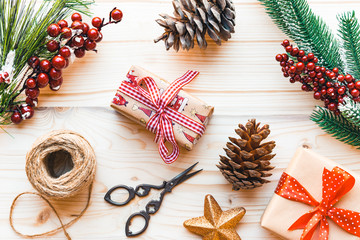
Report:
311,107,360,148
339,97,360,128
338,11,360,80
259,0,344,71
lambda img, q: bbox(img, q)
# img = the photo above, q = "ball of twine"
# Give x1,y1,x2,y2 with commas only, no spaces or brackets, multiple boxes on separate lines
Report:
25,130,96,199
10,130,96,239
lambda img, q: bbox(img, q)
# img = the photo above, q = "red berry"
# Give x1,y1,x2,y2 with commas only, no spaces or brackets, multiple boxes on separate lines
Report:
326,82,333,88
282,39,290,47
39,60,52,72
301,84,309,91
345,74,353,83
296,62,305,71
26,97,38,107
351,89,360,97
61,27,72,39
309,71,316,78
338,87,346,95
47,24,61,37
11,111,22,124
37,73,49,88
327,87,335,95
319,78,326,85
348,82,355,89
28,56,39,68
87,28,99,41
47,40,59,52
71,13,82,22
328,103,337,111
315,66,321,72
84,39,97,51
321,89,327,96
314,92,321,99
329,72,336,80
307,62,315,71
298,50,305,57
21,105,34,119
58,19,68,28
51,56,66,70
71,20,84,30
307,53,314,60
26,78,37,89
74,48,86,58
83,23,90,34
282,54,289,62
285,46,292,53
275,54,283,62
332,67,339,74
289,66,296,73
111,9,123,21
320,67,326,73
301,56,308,62
25,87,40,99
338,74,345,82
290,47,299,56
316,72,323,79
72,35,85,48
355,81,360,90
92,17,103,28
49,68,62,80
50,77,63,91
59,47,71,59
313,57,318,63
95,32,103,43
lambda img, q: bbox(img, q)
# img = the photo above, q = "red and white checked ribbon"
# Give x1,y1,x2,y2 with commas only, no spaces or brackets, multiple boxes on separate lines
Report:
119,70,205,164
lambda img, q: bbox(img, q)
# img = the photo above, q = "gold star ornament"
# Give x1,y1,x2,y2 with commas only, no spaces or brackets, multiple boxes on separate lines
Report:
183,194,246,240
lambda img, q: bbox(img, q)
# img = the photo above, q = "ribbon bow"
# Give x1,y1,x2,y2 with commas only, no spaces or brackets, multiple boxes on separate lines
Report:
119,71,205,164
275,167,360,240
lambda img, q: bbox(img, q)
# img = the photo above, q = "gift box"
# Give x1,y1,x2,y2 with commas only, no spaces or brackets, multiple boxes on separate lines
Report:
111,66,214,163
261,148,360,239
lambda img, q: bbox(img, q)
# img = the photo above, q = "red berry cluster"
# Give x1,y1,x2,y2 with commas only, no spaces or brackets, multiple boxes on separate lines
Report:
275,39,358,115
10,9,123,124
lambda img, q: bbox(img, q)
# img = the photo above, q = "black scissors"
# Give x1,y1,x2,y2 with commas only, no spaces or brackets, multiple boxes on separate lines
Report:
104,162,202,237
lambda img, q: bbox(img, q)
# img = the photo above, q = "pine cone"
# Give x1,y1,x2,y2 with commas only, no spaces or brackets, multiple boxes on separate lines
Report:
154,0,236,51
217,119,276,190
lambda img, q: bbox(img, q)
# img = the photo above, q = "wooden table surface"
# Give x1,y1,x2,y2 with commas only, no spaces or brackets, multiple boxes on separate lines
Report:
2,0,360,239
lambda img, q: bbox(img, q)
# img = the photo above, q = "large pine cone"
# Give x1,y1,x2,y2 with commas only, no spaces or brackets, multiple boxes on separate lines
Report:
154,0,236,51
217,119,276,190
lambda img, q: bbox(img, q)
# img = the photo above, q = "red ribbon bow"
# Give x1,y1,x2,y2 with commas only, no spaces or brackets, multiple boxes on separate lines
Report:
275,167,360,240
119,71,205,164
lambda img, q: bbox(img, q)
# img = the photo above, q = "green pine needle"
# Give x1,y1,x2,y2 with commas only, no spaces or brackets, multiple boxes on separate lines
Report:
338,11,360,79
339,97,360,128
259,0,344,71
311,107,360,148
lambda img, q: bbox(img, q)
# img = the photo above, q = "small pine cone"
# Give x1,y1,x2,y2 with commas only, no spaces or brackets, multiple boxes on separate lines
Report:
217,119,276,190
154,0,236,51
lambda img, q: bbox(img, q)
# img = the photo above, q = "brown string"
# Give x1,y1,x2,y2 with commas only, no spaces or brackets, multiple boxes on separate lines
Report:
9,130,96,239
9,183,92,240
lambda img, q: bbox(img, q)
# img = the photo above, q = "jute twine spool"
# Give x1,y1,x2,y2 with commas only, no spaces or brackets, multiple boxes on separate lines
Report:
9,130,96,240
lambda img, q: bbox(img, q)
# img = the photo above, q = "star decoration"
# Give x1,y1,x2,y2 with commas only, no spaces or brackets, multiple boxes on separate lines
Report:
183,194,245,240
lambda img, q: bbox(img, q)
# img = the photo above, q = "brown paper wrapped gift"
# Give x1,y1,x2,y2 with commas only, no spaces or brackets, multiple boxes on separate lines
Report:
111,66,214,154
261,148,360,239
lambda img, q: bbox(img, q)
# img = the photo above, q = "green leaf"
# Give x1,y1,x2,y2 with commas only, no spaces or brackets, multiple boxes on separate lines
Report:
311,107,360,148
338,11,360,80
259,0,344,71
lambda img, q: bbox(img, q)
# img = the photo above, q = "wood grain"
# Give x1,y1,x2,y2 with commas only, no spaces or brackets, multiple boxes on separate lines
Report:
2,0,360,239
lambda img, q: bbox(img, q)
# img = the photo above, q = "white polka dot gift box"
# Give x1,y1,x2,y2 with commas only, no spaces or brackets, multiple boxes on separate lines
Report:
261,148,360,240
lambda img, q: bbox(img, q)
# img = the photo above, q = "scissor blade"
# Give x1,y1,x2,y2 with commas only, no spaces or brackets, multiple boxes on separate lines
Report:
170,162,199,184
175,169,203,186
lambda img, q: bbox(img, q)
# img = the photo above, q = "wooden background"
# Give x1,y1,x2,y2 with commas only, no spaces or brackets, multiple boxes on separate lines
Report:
1,0,360,239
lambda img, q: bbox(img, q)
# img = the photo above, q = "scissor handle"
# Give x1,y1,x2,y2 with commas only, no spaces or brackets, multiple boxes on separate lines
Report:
104,185,136,206
125,211,150,237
